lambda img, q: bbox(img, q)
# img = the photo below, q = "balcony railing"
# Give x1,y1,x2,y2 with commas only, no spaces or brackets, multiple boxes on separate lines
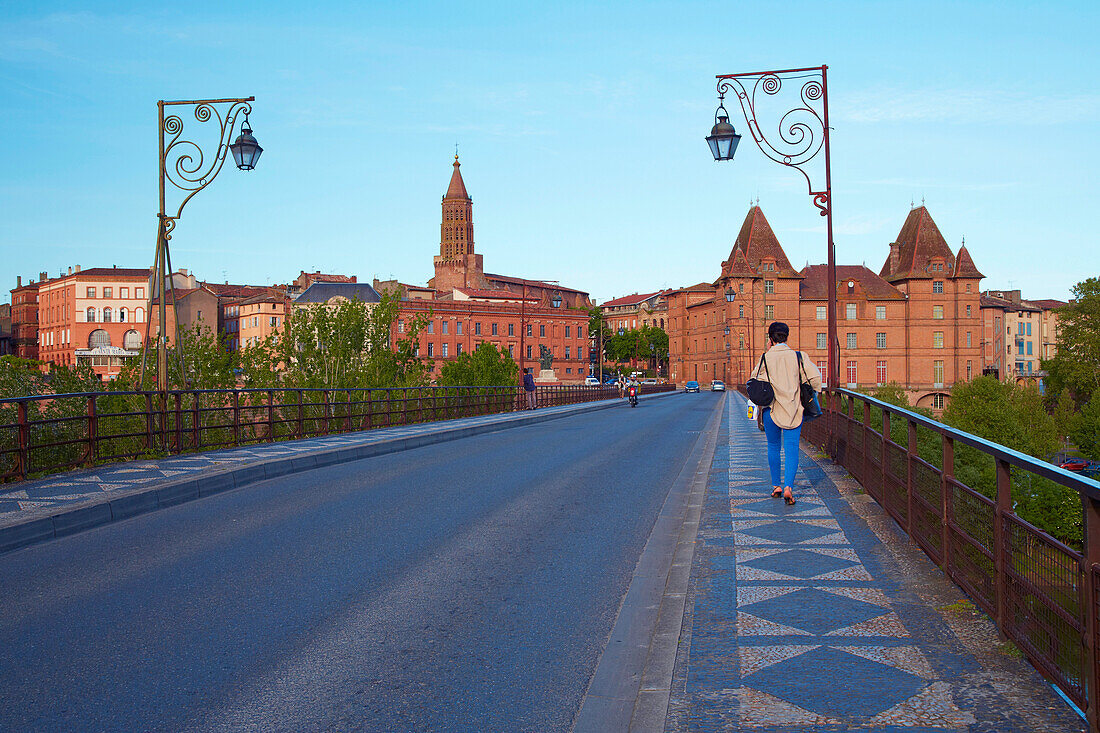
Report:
803,388,1100,729
0,383,676,483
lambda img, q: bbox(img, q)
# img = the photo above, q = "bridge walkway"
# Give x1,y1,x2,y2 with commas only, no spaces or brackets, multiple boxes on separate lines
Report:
663,391,1083,732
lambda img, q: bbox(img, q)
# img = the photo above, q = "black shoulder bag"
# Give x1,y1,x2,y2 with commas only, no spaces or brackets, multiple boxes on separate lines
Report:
746,353,775,406
796,351,822,419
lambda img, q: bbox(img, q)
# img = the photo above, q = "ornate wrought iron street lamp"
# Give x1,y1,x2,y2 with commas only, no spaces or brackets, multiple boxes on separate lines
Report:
551,291,563,308
141,97,261,394
725,287,736,303
707,65,837,392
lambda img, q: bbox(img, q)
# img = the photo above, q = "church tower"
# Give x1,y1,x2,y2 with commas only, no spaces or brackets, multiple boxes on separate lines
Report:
430,154,489,292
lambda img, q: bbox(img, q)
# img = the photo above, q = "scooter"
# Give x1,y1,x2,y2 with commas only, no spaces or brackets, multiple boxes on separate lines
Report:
628,385,638,407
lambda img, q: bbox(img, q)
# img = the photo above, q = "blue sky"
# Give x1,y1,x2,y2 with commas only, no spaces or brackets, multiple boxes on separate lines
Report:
1,1,1096,304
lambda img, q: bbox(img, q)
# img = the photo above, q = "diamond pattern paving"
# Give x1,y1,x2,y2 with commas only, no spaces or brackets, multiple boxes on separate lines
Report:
741,586,889,636
740,548,858,579
742,645,927,718
739,519,835,544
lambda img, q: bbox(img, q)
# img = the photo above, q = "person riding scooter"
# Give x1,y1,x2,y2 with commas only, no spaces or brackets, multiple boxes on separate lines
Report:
627,383,638,407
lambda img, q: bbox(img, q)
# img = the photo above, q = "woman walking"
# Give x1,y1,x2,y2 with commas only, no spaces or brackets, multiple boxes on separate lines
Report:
748,322,822,505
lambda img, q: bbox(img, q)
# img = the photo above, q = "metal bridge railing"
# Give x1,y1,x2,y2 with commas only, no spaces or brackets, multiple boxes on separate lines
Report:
0,383,676,484
801,388,1100,730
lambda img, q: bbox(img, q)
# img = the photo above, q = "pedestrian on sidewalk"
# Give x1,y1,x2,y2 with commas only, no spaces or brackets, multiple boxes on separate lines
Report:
748,321,822,505
523,369,537,410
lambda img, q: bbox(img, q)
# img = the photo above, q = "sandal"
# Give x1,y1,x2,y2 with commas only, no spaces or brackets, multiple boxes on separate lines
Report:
783,488,796,505
771,487,783,498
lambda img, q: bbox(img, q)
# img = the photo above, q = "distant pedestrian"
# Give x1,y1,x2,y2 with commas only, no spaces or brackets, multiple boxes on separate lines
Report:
748,321,822,505
523,370,537,409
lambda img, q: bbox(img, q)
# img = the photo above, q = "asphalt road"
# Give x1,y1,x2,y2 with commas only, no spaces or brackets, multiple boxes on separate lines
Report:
0,391,722,733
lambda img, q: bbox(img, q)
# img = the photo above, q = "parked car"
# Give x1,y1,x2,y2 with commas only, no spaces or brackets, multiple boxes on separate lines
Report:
584,376,600,386
642,378,657,385
711,380,725,392
685,381,700,393
1061,459,1089,472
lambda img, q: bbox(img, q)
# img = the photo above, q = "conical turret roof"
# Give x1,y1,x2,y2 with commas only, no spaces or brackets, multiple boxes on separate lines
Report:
445,155,470,200
880,206,957,281
730,206,800,277
953,244,984,279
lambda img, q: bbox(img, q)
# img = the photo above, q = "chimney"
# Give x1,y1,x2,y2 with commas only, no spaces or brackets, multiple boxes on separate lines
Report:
39,272,47,282
16,276,21,287
75,265,80,273
351,275,357,283
68,266,72,276
888,242,900,275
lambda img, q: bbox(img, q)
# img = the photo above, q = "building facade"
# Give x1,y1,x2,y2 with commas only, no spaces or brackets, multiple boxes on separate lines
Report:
31,266,151,379
979,290,1066,384
667,205,984,410
10,276,41,360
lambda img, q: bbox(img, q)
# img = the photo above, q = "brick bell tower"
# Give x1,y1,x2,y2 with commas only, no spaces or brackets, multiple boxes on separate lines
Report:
430,154,489,292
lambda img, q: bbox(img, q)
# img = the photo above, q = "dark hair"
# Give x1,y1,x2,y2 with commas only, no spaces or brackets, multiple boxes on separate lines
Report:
768,321,789,343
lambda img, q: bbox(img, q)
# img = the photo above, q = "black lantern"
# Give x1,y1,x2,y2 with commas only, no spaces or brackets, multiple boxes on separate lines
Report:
551,292,562,308
230,115,263,171
725,287,736,302
724,325,730,336
618,327,625,336
706,97,741,162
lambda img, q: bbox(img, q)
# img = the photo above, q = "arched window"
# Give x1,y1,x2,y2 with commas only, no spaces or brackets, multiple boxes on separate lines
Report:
86,307,96,322
102,307,112,323
135,307,145,322
119,307,128,322
123,330,142,350
89,329,110,348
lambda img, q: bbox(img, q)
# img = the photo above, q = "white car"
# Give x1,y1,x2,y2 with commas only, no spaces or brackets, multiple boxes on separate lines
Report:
584,376,600,386
711,380,726,392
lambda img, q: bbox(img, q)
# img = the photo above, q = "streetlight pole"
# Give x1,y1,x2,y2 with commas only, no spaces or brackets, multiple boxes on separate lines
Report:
140,97,262,394
707,66,837,392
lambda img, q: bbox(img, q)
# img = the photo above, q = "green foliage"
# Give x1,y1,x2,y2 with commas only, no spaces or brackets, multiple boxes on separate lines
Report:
1042,277,1100,403
942,376,1078,545
115,325,238,392
1072,391,1100,460
263,290,430,389
605,325,668,364
1051,389,1081,448
437,341,518,386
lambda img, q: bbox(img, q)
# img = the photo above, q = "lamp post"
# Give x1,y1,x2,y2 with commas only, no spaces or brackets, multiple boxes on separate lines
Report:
140,97,262,393
707,66,837,392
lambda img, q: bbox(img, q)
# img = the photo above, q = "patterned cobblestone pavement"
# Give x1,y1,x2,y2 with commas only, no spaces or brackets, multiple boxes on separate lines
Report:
0,398,615,521
665,392,1084,732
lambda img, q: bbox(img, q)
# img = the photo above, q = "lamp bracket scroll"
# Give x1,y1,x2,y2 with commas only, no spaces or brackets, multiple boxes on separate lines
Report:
716,69,829,216
160,98,254,238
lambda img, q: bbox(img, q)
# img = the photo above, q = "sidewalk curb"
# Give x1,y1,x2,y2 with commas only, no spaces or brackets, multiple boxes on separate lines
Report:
0,390,680,555
573,392,724,732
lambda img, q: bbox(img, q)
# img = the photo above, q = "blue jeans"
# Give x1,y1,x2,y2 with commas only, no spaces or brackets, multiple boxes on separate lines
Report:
762,408,801,488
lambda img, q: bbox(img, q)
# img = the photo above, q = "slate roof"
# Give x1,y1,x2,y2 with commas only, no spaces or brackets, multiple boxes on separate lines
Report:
455,288,537,301
484,273,588,295
201,283,272,299
445,156,469,200
879,206,958,282
730,206,800,278
294,281,381,304
799,265,906,300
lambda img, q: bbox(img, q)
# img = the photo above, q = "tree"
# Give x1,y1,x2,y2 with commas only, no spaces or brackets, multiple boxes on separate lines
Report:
437,342,518,386
942,376,1078,545
115,325,239,392
1072,391,1100,460
1043,277,1100,403
264,290,430,390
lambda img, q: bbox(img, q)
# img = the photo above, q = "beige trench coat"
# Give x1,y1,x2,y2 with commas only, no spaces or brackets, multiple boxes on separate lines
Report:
748,342,823,429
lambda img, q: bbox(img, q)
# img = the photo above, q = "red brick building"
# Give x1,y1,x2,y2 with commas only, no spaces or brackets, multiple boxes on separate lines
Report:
398,156,592,381
667,205,984,410
10,276,41,360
